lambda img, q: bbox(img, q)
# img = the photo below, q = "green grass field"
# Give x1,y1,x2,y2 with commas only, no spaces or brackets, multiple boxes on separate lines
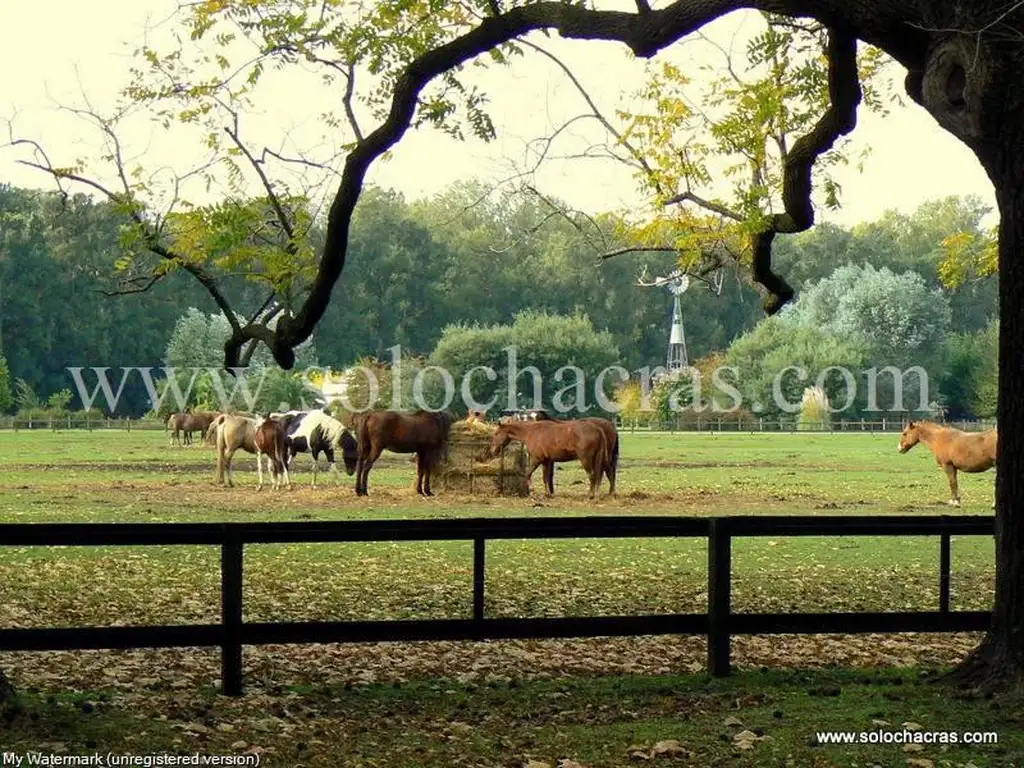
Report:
1,428,1014,766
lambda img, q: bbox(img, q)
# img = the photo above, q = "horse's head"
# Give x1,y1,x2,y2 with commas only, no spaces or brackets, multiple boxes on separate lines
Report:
340,429,359,475
898,421,920,453
487,423,515,459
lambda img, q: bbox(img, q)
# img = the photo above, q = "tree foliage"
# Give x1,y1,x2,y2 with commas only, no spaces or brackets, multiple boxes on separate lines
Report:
429,311,620,415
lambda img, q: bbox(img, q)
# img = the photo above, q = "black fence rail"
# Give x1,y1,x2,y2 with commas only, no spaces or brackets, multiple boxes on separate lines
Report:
0,515,993,695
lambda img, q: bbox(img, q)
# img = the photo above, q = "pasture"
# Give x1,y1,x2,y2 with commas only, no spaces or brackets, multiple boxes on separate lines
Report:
1,428,1015,766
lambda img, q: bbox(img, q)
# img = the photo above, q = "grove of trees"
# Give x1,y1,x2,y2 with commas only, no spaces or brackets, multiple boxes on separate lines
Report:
0,184,998,419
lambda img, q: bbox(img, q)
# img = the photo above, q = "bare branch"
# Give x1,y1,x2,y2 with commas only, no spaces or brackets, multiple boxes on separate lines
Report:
96,274,164,297
223,121,297,246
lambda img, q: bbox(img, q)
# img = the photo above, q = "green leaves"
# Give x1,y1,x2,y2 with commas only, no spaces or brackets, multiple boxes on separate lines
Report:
615,14,894,277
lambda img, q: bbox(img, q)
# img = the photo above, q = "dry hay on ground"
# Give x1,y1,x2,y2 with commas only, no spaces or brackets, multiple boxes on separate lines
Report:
435,419,530,496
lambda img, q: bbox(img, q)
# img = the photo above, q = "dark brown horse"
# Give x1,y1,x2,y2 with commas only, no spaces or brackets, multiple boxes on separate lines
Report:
524,413,619,495
353,410,455,496
488,419,608,498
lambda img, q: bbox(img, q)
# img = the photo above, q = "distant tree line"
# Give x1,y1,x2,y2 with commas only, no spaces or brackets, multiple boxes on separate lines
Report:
0,183,998,419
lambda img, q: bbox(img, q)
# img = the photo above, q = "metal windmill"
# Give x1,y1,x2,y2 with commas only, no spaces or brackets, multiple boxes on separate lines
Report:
638,267,691,374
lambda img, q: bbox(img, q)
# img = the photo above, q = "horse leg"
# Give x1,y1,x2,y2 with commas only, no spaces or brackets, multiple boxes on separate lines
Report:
225,447,237,487
281,452,292,490
422,452,436,497
256,450,265,490
525,458,543,495
543,461,554,496
357,444,383,496
944,464,961,507
312,450,320,489
415,451,426,495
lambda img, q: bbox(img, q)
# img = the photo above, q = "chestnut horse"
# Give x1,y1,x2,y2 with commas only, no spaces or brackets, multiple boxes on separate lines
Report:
254,416,292,491
519,413,619,495
353,410,455,496
488,419,608,498
898,420,997,506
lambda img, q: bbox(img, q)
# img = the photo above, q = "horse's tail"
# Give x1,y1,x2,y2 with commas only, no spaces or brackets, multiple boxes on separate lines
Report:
165,414,173,431
609,424,619,476
214,419,226,483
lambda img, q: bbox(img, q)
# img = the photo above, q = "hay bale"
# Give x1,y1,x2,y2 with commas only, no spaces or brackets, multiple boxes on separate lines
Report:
434,419,529,496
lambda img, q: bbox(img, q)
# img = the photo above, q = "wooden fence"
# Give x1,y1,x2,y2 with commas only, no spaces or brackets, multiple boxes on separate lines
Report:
0,514,993,696
0,415,998,434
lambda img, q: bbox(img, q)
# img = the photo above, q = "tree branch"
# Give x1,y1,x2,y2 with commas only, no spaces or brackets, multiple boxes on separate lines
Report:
664,191,745,221
750,26,861,313
233,0,924,367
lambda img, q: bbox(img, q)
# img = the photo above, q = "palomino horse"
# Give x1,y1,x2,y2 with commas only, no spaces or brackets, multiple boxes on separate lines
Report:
488,419,608,498
213,413,291,489
353,410,455,496
898,420,997,506
168,411,220,446
519,413,619,495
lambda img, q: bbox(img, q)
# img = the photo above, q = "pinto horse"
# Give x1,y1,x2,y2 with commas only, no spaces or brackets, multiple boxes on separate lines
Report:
353,410,455,496
488,419,608,498
273,409,358,487
898,420,997,506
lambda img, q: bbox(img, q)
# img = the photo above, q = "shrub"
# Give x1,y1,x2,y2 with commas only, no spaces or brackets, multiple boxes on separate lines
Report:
798,386,831,431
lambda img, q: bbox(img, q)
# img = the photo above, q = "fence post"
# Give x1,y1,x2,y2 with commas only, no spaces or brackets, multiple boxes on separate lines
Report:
707,518,732,677
473,537,486,633
221,533,244,696
939,530,951,613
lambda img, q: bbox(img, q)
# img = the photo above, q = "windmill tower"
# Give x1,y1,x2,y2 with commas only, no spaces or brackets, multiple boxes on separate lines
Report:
638,268,691,374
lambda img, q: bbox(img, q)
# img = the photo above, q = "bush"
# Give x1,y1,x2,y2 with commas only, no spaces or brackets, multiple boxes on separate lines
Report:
798,386,831,431
47,389,74,413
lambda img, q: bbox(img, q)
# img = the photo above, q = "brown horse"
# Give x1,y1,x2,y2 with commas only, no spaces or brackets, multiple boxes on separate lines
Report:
254,416,292,491
488,419,608,498
168,411,220,446
526,413,619,495
898,420,997,506
353,410,455,496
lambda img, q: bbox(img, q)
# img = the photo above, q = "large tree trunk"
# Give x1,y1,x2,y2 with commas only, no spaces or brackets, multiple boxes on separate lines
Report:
951,122,1024,689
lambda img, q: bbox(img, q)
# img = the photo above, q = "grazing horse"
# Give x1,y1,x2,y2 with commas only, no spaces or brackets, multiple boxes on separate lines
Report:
272,409,359,487
168,411,220,446
487,419,608,498
523,413,619,495
898,420,997,507
214,413,288,489
353,410,455,496
253,416,292,491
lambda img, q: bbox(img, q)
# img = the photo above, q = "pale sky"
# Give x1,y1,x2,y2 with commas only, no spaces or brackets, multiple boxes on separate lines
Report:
0,0,999,229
